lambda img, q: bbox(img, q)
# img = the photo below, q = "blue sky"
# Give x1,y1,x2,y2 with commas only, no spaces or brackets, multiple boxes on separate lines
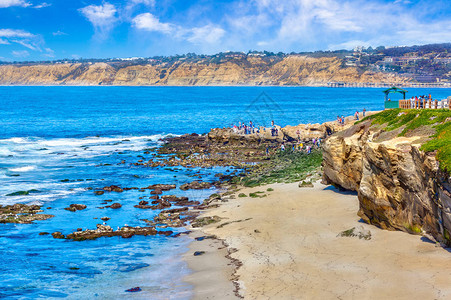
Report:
0,0,450,61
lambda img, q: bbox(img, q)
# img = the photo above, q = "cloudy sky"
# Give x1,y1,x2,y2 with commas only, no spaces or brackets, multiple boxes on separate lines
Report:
0,0,450,61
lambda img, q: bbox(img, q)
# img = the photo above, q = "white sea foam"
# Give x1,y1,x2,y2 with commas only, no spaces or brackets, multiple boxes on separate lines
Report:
9,166,36,172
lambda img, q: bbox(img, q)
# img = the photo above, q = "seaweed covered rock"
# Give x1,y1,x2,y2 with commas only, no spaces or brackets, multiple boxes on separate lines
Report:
58,224,173,241
0,204,54,224
180,181,212,190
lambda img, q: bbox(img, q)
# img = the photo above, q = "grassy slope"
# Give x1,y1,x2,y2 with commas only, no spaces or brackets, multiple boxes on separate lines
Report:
240,150,323,187
362,109,451,171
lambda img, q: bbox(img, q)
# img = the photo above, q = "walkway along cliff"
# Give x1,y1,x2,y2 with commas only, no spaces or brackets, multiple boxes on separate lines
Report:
322,109,451,245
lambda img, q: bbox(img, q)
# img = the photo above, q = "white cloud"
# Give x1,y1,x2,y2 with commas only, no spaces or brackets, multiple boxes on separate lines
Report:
187,25,225,44
52,30,67,36
12,50,29,57
0,0,30,8
79,2,118,39
34,2,51,9
132,13,226,45
0,28,35,38
0,28,46,53
12,39,37,50
129,0,155,7
220,0,451,52
43,47,55,58
132,13,174,34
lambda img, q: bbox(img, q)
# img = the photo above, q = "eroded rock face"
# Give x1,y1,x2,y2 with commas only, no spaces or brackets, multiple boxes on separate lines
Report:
322,121,451,244
0,57,410,86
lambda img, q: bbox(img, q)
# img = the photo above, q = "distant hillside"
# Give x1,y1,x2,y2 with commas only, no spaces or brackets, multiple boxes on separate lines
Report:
0,55,410,86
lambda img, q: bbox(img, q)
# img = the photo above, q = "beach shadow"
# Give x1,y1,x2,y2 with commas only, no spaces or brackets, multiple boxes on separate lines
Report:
420,236,436,245
323,185,358,196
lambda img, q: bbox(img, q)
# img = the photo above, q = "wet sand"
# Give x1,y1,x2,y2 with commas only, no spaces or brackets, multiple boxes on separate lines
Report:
185,181,451,299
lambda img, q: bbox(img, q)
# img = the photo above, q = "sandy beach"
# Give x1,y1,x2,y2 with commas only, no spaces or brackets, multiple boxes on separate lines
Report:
185,181,451,299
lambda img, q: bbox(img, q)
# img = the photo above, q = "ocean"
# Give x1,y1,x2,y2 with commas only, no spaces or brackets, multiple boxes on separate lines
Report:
1,86,450,299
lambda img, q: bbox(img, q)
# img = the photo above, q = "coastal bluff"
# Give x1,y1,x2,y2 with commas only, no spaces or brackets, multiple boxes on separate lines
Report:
322,110,451,245
0,56,407,86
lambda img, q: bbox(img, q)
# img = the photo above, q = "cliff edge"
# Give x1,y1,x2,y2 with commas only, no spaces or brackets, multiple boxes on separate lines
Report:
322,109,451,244
0,56,408,86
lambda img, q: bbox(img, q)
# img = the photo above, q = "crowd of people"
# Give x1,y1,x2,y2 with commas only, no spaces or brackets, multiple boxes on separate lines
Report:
337,108,366,124
276,137,322,155
232,120,279,136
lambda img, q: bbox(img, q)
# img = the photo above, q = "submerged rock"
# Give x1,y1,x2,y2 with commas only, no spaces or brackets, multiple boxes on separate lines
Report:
106,203,122,209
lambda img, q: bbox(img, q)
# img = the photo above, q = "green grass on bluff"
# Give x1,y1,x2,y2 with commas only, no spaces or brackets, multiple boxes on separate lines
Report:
362,109,451,171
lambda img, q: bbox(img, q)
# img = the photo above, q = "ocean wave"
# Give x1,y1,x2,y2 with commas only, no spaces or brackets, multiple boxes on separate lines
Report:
9,166,36,172
0,134,175,158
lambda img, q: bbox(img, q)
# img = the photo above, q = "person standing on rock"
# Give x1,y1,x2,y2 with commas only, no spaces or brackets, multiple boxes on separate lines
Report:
363,108,366,117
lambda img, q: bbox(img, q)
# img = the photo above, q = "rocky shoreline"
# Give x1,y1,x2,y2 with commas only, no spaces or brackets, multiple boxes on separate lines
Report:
6,108,449,298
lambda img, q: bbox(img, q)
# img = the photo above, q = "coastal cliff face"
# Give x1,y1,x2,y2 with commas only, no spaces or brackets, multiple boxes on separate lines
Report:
0,56,407,86
322,116,451,244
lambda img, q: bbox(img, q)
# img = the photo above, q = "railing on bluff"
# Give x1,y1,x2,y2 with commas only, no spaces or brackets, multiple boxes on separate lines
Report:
385,97,451,110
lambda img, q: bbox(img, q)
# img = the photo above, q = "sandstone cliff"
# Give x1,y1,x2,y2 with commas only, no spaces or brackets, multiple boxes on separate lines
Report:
0,56,408,86
322,110,451,245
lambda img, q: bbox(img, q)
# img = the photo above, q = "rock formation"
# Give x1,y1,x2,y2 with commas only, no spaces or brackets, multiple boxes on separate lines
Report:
0,56,409,86
322,117,451,245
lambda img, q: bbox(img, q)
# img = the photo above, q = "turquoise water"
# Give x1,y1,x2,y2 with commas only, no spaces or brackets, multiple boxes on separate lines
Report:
0,86,450,299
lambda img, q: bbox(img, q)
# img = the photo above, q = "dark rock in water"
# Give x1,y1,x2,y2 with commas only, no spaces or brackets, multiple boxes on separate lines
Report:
39,232,49,235
145,184,176,191
77,228,83,231
134,205,152,209
180,181,212,190
139,200,149,205
52,232,65,239
193,251,205,256
160,195,200,206
125,287,142,293
0,204,54,224
58,224,173,241
162,207,189,214
107,203,122,209
103,185,123,193
64,204,87,212
149,195,159,200
150,188,163,195
94,190,104,195
100,217,110,221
